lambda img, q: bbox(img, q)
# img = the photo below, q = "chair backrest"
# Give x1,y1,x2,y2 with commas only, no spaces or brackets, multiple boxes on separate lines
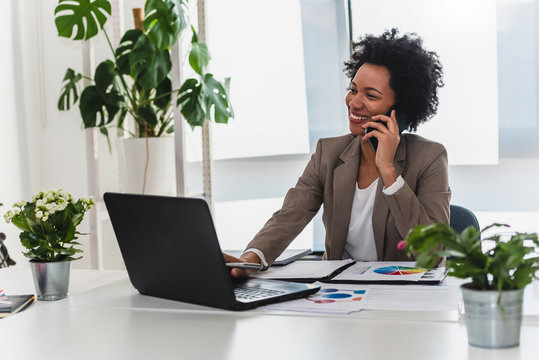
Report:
450,204,480,234
0,233,16,268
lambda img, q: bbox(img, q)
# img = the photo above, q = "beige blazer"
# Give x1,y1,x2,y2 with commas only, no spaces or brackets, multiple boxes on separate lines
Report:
246,133,451,264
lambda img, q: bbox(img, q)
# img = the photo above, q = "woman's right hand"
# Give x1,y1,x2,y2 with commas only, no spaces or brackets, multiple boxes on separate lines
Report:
223,251,262,278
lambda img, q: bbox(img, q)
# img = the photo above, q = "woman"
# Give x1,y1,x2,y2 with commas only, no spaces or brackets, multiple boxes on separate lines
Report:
226,28,450,277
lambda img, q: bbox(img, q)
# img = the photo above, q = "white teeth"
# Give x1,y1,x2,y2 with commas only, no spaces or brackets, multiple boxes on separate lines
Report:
350,114,369,120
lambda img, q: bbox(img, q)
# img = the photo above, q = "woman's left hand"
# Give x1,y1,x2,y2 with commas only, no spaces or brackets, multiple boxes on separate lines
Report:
362,109,400,186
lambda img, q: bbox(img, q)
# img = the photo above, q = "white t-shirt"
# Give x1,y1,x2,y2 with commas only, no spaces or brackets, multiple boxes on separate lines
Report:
343,179,379,261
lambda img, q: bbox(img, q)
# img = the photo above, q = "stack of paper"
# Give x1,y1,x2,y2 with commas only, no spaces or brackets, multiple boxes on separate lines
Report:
331,261,447,284
252,259,355,282
261,282,368,314
253,260,446,284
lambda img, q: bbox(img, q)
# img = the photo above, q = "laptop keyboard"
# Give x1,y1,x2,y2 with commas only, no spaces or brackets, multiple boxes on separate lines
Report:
234,286,285,301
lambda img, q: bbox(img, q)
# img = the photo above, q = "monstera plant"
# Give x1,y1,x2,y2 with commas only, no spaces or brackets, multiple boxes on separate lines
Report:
56,0,233,146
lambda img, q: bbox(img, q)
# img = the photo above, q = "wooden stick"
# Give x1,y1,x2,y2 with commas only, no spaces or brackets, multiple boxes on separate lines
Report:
132,8,144,31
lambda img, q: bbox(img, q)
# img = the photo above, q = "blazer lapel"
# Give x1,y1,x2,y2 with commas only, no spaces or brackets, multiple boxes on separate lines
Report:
372,136,407,260
330,136,361,259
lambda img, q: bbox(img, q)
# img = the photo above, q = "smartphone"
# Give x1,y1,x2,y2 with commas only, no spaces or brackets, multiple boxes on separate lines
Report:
225,262,262,271
365,105,409,151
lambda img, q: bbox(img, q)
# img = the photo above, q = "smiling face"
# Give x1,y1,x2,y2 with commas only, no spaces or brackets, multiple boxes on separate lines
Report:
345,63,396,135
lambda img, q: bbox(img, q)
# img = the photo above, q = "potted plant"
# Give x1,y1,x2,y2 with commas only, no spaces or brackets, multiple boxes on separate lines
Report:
3,189,94,300
55,0,233,194
401,223,539,348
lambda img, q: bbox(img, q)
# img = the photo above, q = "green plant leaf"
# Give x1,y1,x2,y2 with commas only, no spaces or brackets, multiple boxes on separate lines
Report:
154,77,172,109
94,60,117,96
177,78,205,128
116,29,171,90
79,87,108,127
78,88,102,127
116,108,128,129
20,232,39,250
415,251,438,269
127,33,155,76
79,60,124,128
129,34,172,90
189,30,210,75
116,29,143,75
63,222,77,243
202,74,233,124
10,214,32,232
54,0,111,41
136,104,158,128
143,0,188,51
58,68,83,110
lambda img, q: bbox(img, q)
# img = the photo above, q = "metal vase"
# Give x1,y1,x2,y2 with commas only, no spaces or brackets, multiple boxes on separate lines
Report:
461,284,523,348
29,260,72,301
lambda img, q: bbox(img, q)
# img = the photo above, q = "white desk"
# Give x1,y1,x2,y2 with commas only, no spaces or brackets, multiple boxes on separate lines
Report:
1,267,539,360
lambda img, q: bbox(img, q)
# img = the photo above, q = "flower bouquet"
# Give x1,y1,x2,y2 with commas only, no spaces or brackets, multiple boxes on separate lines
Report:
4,189,94,262
4,189,94,300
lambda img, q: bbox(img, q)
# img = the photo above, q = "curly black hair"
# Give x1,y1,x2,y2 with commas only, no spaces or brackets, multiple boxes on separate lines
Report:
343,28,444,132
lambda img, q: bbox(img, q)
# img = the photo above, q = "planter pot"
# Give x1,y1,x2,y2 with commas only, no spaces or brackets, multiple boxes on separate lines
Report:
118,137,176,196
461,283,523,348
29,260,71,301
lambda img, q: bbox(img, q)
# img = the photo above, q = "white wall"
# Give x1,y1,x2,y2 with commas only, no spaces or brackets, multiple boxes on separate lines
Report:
350,0,499,166
0,1,29,267
1,0,103,268
3,0,539,268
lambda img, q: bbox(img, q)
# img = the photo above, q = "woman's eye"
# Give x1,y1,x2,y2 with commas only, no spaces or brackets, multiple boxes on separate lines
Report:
367,94,378,99
347,87,357,93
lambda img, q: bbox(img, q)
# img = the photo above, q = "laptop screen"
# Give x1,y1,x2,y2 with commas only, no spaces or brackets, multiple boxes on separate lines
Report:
104,193,237,308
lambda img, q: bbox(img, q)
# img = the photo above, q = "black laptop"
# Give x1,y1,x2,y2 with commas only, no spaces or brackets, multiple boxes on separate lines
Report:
103,192,319,311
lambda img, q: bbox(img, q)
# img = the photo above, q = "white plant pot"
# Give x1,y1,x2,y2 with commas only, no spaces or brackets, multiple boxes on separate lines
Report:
118,137,176,196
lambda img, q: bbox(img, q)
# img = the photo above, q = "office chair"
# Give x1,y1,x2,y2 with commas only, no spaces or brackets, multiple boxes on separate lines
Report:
449,204,480,234
0,201,15,268
0,232,16,268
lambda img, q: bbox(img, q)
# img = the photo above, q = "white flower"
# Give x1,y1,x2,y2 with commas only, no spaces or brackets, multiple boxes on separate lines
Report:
46,191,55,201
13,200,27,208
35,210,43,219
42,204,55,215
4,210,14,223
80,196,95,210
56,200,68,211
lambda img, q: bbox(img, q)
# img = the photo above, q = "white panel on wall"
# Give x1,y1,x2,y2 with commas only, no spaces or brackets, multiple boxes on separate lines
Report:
475,211,539,253
350,0,499,165
497,0,536,129
475,212,539,235
185,0,310,161
1,0,27,268
214,198,313,251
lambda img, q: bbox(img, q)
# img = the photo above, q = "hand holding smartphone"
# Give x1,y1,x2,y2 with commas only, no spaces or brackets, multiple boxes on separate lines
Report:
226,262,262,271
223,251,263,278
365,105,409,151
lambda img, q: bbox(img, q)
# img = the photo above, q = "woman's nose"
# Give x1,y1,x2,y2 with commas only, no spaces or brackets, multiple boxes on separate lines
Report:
348,95,363,110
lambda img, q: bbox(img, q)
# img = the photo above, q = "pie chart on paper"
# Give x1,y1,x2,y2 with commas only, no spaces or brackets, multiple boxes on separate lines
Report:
373,266,425,275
